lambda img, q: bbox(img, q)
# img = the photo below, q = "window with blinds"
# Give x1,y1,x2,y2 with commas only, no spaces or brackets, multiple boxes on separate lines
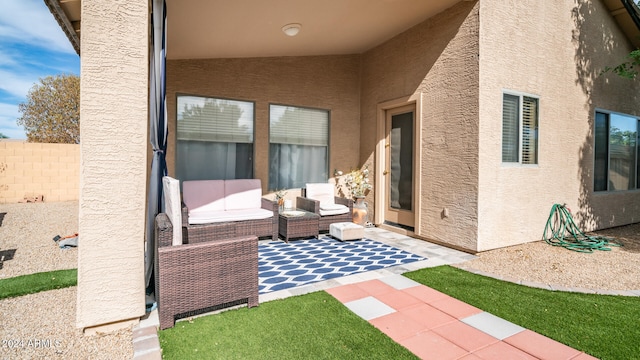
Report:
594,110,639,192
502,94,519,162
521,96,539,164
177,96,254,143
502,92,539,165
269,105,329,190
176,95,255,181
269,105,328,146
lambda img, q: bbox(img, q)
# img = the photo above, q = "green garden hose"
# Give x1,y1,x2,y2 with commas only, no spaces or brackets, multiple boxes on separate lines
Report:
542,204,621,253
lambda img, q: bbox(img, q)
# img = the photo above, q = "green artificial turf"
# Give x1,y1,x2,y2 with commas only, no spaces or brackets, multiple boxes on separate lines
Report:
404,265,640,360
159,291,418,360
0,269,77,300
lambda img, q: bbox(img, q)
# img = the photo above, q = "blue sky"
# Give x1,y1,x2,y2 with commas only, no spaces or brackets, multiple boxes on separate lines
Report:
0,0,80,139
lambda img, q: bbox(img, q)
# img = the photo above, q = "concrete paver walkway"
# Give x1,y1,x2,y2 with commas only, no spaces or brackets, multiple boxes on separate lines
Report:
327,276,596,360
134,227,608,359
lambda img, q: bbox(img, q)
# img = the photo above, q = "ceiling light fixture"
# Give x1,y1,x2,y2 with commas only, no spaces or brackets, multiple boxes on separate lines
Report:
282,23,302,37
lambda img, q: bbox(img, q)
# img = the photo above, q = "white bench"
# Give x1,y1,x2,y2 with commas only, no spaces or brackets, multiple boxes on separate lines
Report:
330,222,364,241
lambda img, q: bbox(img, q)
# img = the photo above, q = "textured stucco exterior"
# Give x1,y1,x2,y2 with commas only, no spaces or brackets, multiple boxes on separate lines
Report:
477,0,640,251
361,1,480,251
166,55,362,191
76,0,148,329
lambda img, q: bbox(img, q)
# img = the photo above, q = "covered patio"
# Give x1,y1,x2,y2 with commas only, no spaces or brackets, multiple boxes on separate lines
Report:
45,0,640,334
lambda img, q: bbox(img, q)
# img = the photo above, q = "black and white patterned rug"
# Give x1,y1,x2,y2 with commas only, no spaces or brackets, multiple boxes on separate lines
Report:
258,237,425,294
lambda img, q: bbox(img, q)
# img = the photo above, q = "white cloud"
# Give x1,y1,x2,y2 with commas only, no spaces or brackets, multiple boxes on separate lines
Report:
0,70,37,98
0,102,25,139
0,0,78,139
0,0,75,54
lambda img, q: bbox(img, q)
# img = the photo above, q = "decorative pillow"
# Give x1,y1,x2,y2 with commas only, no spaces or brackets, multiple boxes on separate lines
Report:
162,176,183,246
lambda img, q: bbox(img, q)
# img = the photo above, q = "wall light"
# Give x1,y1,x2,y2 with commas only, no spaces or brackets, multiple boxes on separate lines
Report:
282,23,302,37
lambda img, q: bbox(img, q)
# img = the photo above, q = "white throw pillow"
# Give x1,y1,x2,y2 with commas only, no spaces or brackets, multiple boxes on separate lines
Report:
162,176,183,246
305,183,335,205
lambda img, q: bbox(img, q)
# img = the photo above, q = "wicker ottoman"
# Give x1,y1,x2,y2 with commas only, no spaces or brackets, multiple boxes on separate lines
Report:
330,222,364,241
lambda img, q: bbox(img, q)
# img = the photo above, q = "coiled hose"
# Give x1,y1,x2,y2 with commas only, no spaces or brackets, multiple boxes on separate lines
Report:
542,204,621,253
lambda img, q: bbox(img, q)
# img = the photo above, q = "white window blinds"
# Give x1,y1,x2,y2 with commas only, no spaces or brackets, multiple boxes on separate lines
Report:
269,105,328,146
177,96,254,143
502,94,519,162
521,96,538,164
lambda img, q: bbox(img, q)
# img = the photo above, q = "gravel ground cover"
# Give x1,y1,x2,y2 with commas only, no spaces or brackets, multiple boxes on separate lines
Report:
457,223,640,291
0,202,133,359
0,201,638,359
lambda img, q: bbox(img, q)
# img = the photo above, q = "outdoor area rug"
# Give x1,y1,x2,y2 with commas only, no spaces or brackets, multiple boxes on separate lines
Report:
258,237,425,294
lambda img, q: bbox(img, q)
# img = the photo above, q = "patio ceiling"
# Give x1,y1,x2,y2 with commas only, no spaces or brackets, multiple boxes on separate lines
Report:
48,0,640,58
166,0,465,59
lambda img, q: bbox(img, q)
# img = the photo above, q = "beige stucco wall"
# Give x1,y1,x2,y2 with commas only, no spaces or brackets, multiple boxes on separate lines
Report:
0,141,79,203
477,0,640,251
76,0,148,329
166,55,362,194
360,1,480,251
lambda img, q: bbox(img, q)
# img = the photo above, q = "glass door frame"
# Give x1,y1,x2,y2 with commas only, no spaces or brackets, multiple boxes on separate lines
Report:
374,94,423,233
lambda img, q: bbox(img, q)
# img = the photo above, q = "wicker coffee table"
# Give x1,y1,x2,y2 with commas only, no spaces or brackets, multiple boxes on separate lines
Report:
278,209,320,242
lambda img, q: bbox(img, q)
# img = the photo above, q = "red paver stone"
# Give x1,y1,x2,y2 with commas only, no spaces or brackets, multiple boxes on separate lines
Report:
458,354,485,360
354,279,396,296
473,341,538,360
399,330,469,360
400,303,456,330
376,289,423,310
432,321,499,352
504,330,582,360
403,285,449,303
429,295,483,319
325,284,369,303
370,311,428,342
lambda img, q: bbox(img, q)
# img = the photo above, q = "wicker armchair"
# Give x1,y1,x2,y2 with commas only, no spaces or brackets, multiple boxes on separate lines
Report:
297,185,353,233
154,213,259,330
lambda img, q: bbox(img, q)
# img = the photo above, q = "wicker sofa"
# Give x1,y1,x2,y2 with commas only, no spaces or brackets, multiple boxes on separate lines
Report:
154,212,259,329
181,179,278,242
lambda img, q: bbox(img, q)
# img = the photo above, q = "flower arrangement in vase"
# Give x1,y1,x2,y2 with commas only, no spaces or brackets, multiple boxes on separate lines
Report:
336,165,372,199
274,189,287,211
334,165,372,226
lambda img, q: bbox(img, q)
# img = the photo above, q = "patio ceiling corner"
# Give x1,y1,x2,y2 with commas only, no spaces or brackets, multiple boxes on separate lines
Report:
44,0,81,55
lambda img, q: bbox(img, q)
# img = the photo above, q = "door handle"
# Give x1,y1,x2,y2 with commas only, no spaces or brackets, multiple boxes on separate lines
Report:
383,170,388,175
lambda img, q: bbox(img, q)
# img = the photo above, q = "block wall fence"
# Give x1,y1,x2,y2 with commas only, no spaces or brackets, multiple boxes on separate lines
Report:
0,141,80,204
